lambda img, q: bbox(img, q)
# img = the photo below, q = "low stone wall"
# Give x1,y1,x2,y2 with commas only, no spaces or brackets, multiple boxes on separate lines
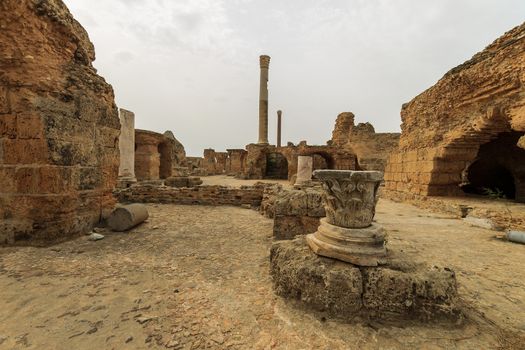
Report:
115,183,266,207
261,185,325,240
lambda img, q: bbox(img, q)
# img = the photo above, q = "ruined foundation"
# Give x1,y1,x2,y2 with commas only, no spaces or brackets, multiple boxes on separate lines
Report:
270,170,460,321
270,236,460,321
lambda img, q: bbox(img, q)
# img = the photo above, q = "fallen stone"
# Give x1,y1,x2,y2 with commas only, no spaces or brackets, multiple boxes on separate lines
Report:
507,231,525,244
135,316,154,324
108,204,149,232
463,215,505,231
88,233,105,241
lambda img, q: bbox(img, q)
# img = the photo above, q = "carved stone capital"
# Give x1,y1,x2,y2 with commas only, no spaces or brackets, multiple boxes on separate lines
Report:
313,170,382,229
259,55,271,69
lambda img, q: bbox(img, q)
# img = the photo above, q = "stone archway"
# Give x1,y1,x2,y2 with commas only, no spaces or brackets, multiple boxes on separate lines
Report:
461,131,525,201
265,153,288,179
312,153,332,171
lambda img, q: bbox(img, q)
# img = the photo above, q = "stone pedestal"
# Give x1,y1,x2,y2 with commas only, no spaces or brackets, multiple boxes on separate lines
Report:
270,236,460,321
118,109,137,184
295,155,313,185
306,170,386,266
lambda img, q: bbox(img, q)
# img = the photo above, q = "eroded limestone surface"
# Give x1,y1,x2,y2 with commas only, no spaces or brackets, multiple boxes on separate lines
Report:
271,236,460,321
0,0,120,244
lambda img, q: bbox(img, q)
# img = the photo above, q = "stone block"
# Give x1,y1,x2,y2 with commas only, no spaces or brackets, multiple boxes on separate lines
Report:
0,114,17,138
270,236,460,321
362,265,459,320
0,167,17,192
273,215,321,240
273,190,308,216
270,236,363,315
305,188,324,217
17,114,43,139
0,86,9,114
2,139,48,164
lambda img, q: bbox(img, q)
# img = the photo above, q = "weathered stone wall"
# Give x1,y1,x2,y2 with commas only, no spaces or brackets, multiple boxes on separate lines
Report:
115,184,266,207
202,148,228,175
0,0,120,245
226,149,247,175
330,112,400,172
242,142,357,180
135,129,186,181
384,23,525,201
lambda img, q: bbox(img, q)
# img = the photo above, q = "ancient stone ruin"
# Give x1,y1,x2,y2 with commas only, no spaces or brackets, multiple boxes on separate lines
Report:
330,112,400,172
384,23,525,202
270,169,460,321
306,170,387,266
1,1,524,348
0,0,120,244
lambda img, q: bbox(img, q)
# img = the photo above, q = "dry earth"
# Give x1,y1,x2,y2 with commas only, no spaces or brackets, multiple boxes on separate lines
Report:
201,175,291,188
0,200,524,349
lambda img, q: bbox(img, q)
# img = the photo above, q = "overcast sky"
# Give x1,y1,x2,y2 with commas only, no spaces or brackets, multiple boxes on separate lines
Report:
64,0,524,156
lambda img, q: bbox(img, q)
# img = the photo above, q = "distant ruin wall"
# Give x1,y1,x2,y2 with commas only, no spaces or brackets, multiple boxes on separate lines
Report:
330,113,399,172
0,0,120,245
384,22,525,201
115,184,266,207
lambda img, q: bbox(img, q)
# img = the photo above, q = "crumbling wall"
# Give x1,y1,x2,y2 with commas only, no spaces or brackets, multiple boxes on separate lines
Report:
330,112,400,172
242,143,357,180
135,129,186,181
116,184,267,207
384,22,525,201
0,0,121,244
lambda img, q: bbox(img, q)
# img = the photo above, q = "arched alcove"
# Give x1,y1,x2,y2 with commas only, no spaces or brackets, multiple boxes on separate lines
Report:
461,132,525,201
265,153,288,179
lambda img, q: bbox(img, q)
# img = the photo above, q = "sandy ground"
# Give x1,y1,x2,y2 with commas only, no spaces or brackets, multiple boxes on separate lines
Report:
201,175,291,188
1,200,524,349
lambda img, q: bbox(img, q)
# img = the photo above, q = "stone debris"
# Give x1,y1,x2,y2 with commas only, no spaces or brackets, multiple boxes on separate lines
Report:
88,233,105,241
108,204,149,232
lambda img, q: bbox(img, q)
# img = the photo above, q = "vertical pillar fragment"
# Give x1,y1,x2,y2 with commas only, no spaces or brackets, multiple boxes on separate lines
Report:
277,110,282,147
118,109,137,184
295,155,313,185
258,55,270,144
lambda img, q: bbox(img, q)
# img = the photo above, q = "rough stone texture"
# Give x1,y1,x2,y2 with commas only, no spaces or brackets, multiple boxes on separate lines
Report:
0,0,120,245
242,142,357,180
330,112,400,172
226,149,247,175
134,129,186,181
384,23,525,202
203,148,228,175
270,236,460,321
115,183,268,207
107,203,149,232
117,108,136,183
266,186,325,240
164,176,203,188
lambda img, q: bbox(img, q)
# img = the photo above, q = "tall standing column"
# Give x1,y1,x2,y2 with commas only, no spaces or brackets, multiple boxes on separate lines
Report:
277,110,282,147
118,108,137,183
258,55,270,144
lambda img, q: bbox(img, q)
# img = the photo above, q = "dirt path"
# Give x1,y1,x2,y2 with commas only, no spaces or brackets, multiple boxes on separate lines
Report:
0,201,524,349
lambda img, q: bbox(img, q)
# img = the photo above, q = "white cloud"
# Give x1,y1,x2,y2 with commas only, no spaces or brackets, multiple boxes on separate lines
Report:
64,0,525,155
